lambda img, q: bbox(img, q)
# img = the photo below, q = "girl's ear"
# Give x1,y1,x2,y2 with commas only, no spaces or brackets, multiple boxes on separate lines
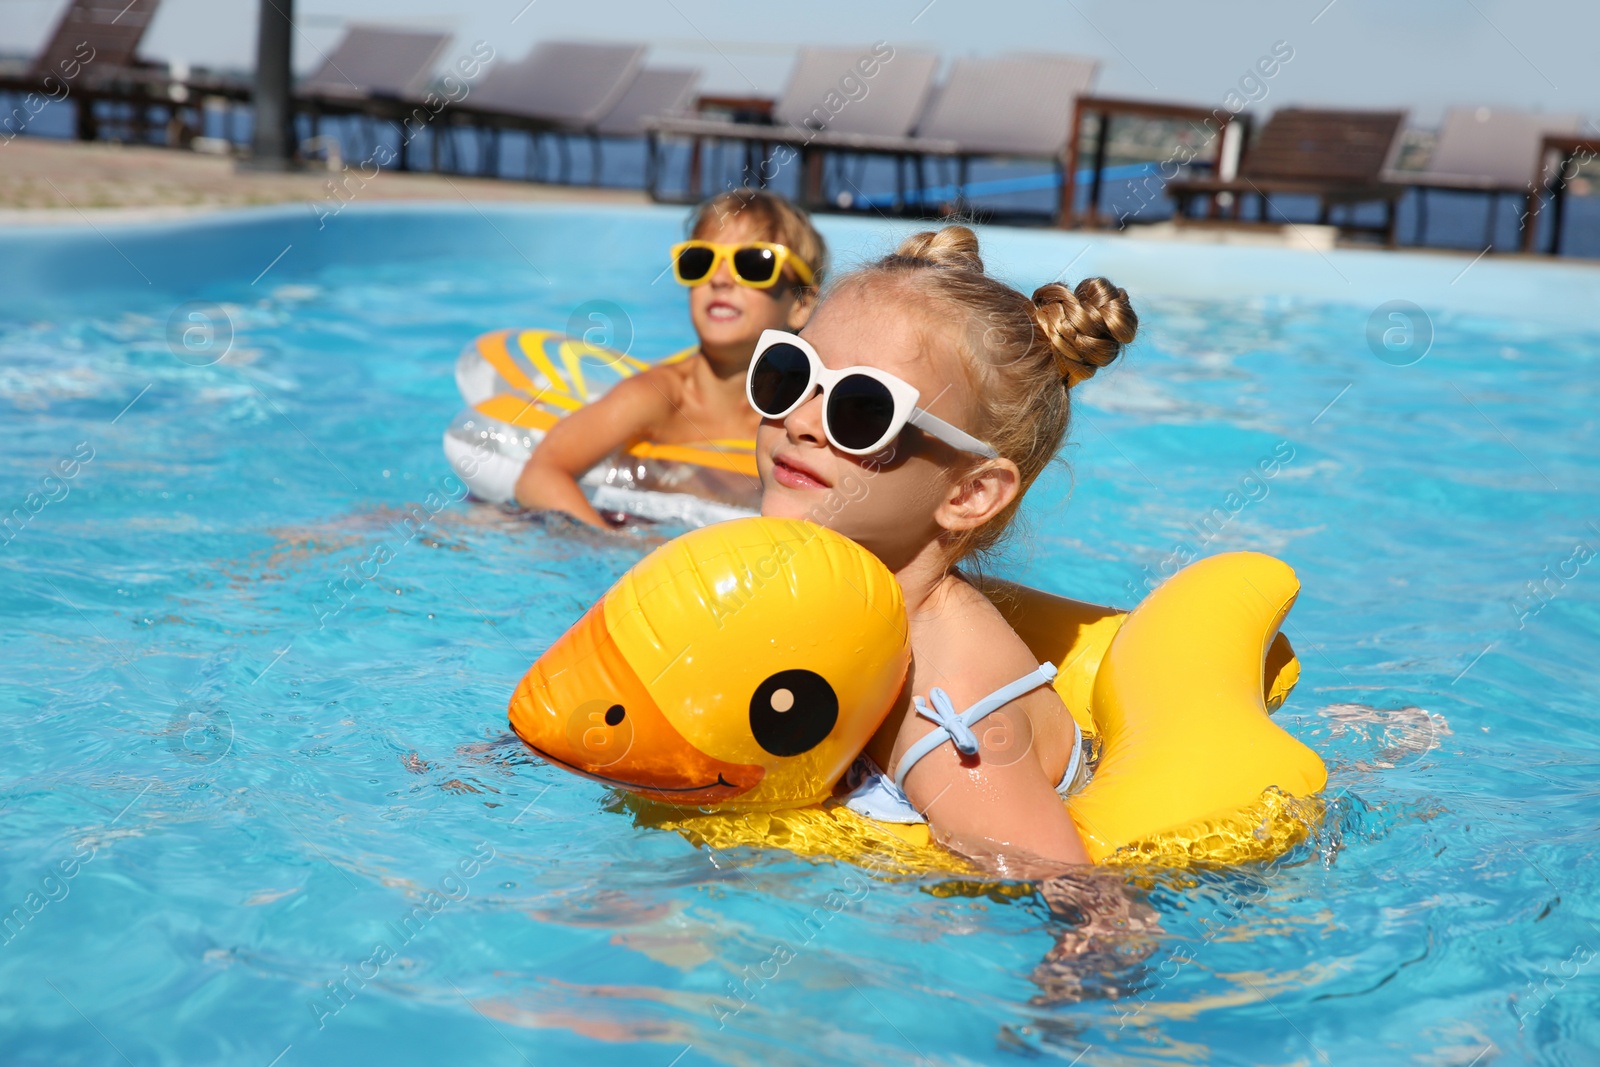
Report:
935,459,1020,533
785,287,818,330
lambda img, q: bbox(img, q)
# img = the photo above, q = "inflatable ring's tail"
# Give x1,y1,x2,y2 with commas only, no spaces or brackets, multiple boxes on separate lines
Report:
1070,552,1328,865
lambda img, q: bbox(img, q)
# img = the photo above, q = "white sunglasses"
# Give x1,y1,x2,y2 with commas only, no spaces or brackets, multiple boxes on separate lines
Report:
745,330,998,458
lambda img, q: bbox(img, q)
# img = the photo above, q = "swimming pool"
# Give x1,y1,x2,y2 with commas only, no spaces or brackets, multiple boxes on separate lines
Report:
2,203,1596,1066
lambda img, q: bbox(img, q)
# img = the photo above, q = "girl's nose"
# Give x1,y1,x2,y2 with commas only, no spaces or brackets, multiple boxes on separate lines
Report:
708,257,736,290
784,390,826,446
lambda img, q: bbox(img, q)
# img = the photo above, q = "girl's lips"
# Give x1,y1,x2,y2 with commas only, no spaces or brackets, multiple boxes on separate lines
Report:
772,453,830,490
705,300,741,321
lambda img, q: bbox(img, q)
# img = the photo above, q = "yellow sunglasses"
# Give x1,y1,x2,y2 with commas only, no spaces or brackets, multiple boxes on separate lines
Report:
670,240,816,290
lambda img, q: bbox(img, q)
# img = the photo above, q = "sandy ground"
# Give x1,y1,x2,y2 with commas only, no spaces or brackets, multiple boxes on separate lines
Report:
0,137,650,221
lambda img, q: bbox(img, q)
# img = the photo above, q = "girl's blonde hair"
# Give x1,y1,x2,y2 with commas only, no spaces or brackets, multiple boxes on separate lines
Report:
688,189,830,297
843,225,1137,559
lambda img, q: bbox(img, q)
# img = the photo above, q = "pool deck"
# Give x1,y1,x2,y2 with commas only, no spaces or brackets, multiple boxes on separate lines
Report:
0,138,651,225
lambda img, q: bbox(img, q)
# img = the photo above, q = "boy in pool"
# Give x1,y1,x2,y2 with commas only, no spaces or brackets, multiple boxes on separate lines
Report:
514,190,828,528
752,225,1137,877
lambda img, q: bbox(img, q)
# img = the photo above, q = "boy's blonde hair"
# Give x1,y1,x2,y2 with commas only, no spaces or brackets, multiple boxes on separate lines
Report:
688,189,829,296
840,225,1137,560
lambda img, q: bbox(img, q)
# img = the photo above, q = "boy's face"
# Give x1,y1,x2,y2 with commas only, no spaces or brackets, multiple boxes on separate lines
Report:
687,216,813,357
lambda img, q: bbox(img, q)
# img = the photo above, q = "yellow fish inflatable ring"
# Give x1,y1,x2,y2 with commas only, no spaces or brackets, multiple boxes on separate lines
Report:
644,552,1323,870
509,518,909,809
511,517,1329,868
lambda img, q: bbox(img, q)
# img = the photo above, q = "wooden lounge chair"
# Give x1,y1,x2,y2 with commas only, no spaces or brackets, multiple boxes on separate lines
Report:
29,0,161,78
1389,107,1582,247
466,41,646,182
1525,131,1600,255
645,46,941,206
1166,107,1408,245
14,0,164,141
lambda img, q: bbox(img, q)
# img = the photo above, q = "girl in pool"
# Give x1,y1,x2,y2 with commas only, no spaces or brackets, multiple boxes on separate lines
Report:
753,225,1137,876
514,189,828,528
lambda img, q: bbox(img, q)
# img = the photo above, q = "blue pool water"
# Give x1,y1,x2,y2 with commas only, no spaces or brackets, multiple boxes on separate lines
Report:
2,204,1597,1066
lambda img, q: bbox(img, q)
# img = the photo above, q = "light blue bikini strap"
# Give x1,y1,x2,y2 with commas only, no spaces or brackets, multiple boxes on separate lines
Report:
892,662,1058,791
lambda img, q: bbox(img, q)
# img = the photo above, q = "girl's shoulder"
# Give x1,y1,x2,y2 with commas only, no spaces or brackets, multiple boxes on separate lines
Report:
913,576,1042,696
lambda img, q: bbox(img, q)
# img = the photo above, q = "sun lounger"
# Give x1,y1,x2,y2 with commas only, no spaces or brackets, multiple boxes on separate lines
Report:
806,51,1100,216
470,41,645,127
906,53,1100,212
465,41,646,182
1166,107,1408,245
1389,107,1582,246
11,0,164,140
774,47,938,142
594,67,700,137
299,25,452,101
648,50,1097,217
29,0,161,77
292,26,454,170
591,67,701,186
916,54,1099,158
645,45,940,205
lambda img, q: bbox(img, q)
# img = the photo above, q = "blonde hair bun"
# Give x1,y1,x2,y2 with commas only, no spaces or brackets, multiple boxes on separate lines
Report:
844,224,1140,560
890,226,984,273
1031,278,1138,388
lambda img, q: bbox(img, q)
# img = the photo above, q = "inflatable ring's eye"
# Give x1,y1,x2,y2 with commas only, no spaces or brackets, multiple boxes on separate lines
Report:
565,699,634,768
749,669,838,757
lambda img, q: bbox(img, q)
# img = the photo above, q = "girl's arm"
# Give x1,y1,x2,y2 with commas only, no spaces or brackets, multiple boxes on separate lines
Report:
897,690,1091,877
514,373,675,528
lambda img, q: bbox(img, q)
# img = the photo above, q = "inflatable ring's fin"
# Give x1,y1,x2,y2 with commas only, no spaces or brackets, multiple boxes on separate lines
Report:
1069,552,1327,864
1264,631,1299,712
980,577,1302,738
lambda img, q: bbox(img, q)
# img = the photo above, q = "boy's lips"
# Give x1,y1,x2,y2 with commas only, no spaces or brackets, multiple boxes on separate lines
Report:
772,452,830,490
